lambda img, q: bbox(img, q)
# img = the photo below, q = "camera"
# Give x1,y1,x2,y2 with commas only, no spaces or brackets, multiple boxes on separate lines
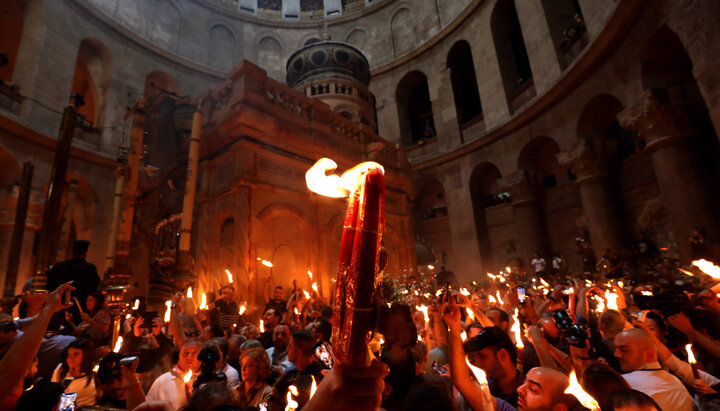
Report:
193,344,227,389
552,310,590,348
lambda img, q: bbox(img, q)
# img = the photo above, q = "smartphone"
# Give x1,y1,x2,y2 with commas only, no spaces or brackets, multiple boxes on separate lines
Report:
312,341,334,370
119,355,138,367
58,392,77,411
141,311,158,329
431,361,448,375
63,289,72,306
517,287,526,304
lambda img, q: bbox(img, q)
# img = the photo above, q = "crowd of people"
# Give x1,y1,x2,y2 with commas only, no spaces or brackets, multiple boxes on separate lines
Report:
2,240,720,411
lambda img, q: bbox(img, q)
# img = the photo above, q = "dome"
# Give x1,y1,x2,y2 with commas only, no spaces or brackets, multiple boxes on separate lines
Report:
286,40,370,88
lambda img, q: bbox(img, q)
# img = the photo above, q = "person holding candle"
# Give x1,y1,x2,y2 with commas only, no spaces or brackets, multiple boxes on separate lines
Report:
64,291,111,340
259,308,282,348
145,338,202,410
213,285,240,332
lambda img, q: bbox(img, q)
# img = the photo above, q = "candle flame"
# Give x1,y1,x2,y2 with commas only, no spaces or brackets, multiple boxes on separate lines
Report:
427,265,435,270
498,276,506,283
564,369,600,410
225,269,233,283
285,385,300,411
310,376,317,399
506,266,511,273
435,289,443,297
113,336,123,353
260,320,265,333
187,287,193,298
307,270,313,279
465,356,488,384
540,278,550,288
312,282,318,292
93,364,99,373
184,370,193,383
488,295,497,304
416,305,429,323
125,313,131,319
593,295,605,313
239,305,246,315
640,290,653,296
466,308,475,321
294,307,300,316
496,290,504,305
303,290,311,300
305,158,384,198
132,299,139,310
678,268,694,276
511,308,524,349
686,344,697,365
200,293,207,310
693,259,720,278
164,300,172,322
605,290,619,310
261,260,273,268
460,288,470,296
487,273,496,280
461,331,467,341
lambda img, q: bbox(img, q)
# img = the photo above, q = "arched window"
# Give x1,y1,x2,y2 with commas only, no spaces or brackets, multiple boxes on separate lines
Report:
577,94,641,163
518,137,562,189
209,25,235,72
447,40,482,127
541,0,587,69
258,36,282,78
0,0,23,82
491,0,535,112
470,162,504,270
149,0,180,51
391,8,412,56
70,39,112,128
396,71,436,146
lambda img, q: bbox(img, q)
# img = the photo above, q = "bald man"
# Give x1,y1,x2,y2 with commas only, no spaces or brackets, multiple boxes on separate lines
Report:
614,328,696,411
517,367,577,411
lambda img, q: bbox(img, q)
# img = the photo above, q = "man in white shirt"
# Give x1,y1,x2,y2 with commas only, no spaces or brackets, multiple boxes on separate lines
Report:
146,338,201,410
530,253,546,276
614,328,697,411
267,324,295,375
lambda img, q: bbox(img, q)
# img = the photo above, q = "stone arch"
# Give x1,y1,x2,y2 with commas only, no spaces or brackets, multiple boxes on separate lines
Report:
469,162,504,270
10,0,44,92
143,71,181,105
447,40,483,127
412,177,452,269
0,0,23,82
541,0,588,69
209,24,235,72
256,35,283,79
298,32,322,48
149,0,180,51
345,28,368,50
576,94,641,163
491,0,535,113
390,7,412,57
517,136,563,189
396,70,436,146
71,38,113,127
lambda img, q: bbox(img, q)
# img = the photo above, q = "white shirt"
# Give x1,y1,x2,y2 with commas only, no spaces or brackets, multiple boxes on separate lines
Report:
146,367,190,411
222,362,240,389
531,258,546,273
51,364,96,407
622,362,697,411
266,346,295,373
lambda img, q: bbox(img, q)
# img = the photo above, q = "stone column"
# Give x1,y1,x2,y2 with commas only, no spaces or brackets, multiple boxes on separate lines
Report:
619,89,720,262
499,171,549,263
54,178,79,263
557,141,625,260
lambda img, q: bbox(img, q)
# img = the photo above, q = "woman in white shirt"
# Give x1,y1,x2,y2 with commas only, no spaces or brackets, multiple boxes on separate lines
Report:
51,337,97,406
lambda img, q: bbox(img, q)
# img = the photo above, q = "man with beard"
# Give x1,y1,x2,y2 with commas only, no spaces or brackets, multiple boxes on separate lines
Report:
259,308,282,348
464,327,524,407
267,324,294,375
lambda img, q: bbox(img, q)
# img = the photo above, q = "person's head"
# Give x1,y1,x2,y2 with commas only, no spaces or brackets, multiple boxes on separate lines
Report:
537,313,561,345
203,324,224,341
599,310,626,339
86,291,105,315
273,323,291,350
484,307,510,331
464,326,517,381
178,338,203,372
211,337,230,365
0,319,18,345
182,381,237,411
219,285,235,303
240,347,271,384
467,323,484,338
287,330,316,368
239,339,263,357
643,312,666,341
97,353,127,401
534,252,540,258
273,286,285,301
380,304,417,350
614,328,657,372
61,338,95,382
605,388,660,411
181,297,197,317
263,308,282,329
410,341,428,374
580,362,630,408
73,239,90,258
314,318,332,342
199,340,224,372
15,380,64,411
228,334,246,360
240,323,260,340
320,306,333,320
517,367,578,411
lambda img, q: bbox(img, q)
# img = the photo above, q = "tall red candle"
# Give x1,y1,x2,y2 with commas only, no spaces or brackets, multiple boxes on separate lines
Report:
332,167,385,367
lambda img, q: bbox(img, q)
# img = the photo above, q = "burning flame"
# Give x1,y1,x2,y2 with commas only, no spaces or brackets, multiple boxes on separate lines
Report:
435,289,443,297
460,288,470,296
125,313,131,320
511,308,524,349
305,158,384,198
605,290,619,311
184,370,193,384
496,290,504,305
93,364,99,373
506,266,511,273
427,265,435,270
294,307,300,316
113,336,123,353
640,291,653,296
261,260,273,268
564,369,600,410
187,287,193,298
593,295,605,313
460,331,467,341
678,268,695,276
164,300,172,322
225,269,233,283
466,308,475,321
285,385,299,411
260,320,265,333
686,344,697,365
239,305,247,315
310,376,317,399
307,270,313,279
487,273,497,280
540,278,550,288
132,299,139,310
200,293,207,310
488,295,497,304
465,356,488,385
312,282,319,293
303,290,311,300
416,305,429,323
498,276,506,283
693,259,720,278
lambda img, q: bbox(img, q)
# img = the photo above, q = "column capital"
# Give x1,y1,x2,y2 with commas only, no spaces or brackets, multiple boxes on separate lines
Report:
499,171,540,204
617,88,697,148
556,140,607,183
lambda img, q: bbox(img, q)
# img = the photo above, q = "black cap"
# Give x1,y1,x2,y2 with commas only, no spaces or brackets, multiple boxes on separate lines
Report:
73,240,90,255
97,352,123,382
463,326,518,366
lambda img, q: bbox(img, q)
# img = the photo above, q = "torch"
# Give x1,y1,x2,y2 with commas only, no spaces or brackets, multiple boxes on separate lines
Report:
306,158,385,367
686,344,700,380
